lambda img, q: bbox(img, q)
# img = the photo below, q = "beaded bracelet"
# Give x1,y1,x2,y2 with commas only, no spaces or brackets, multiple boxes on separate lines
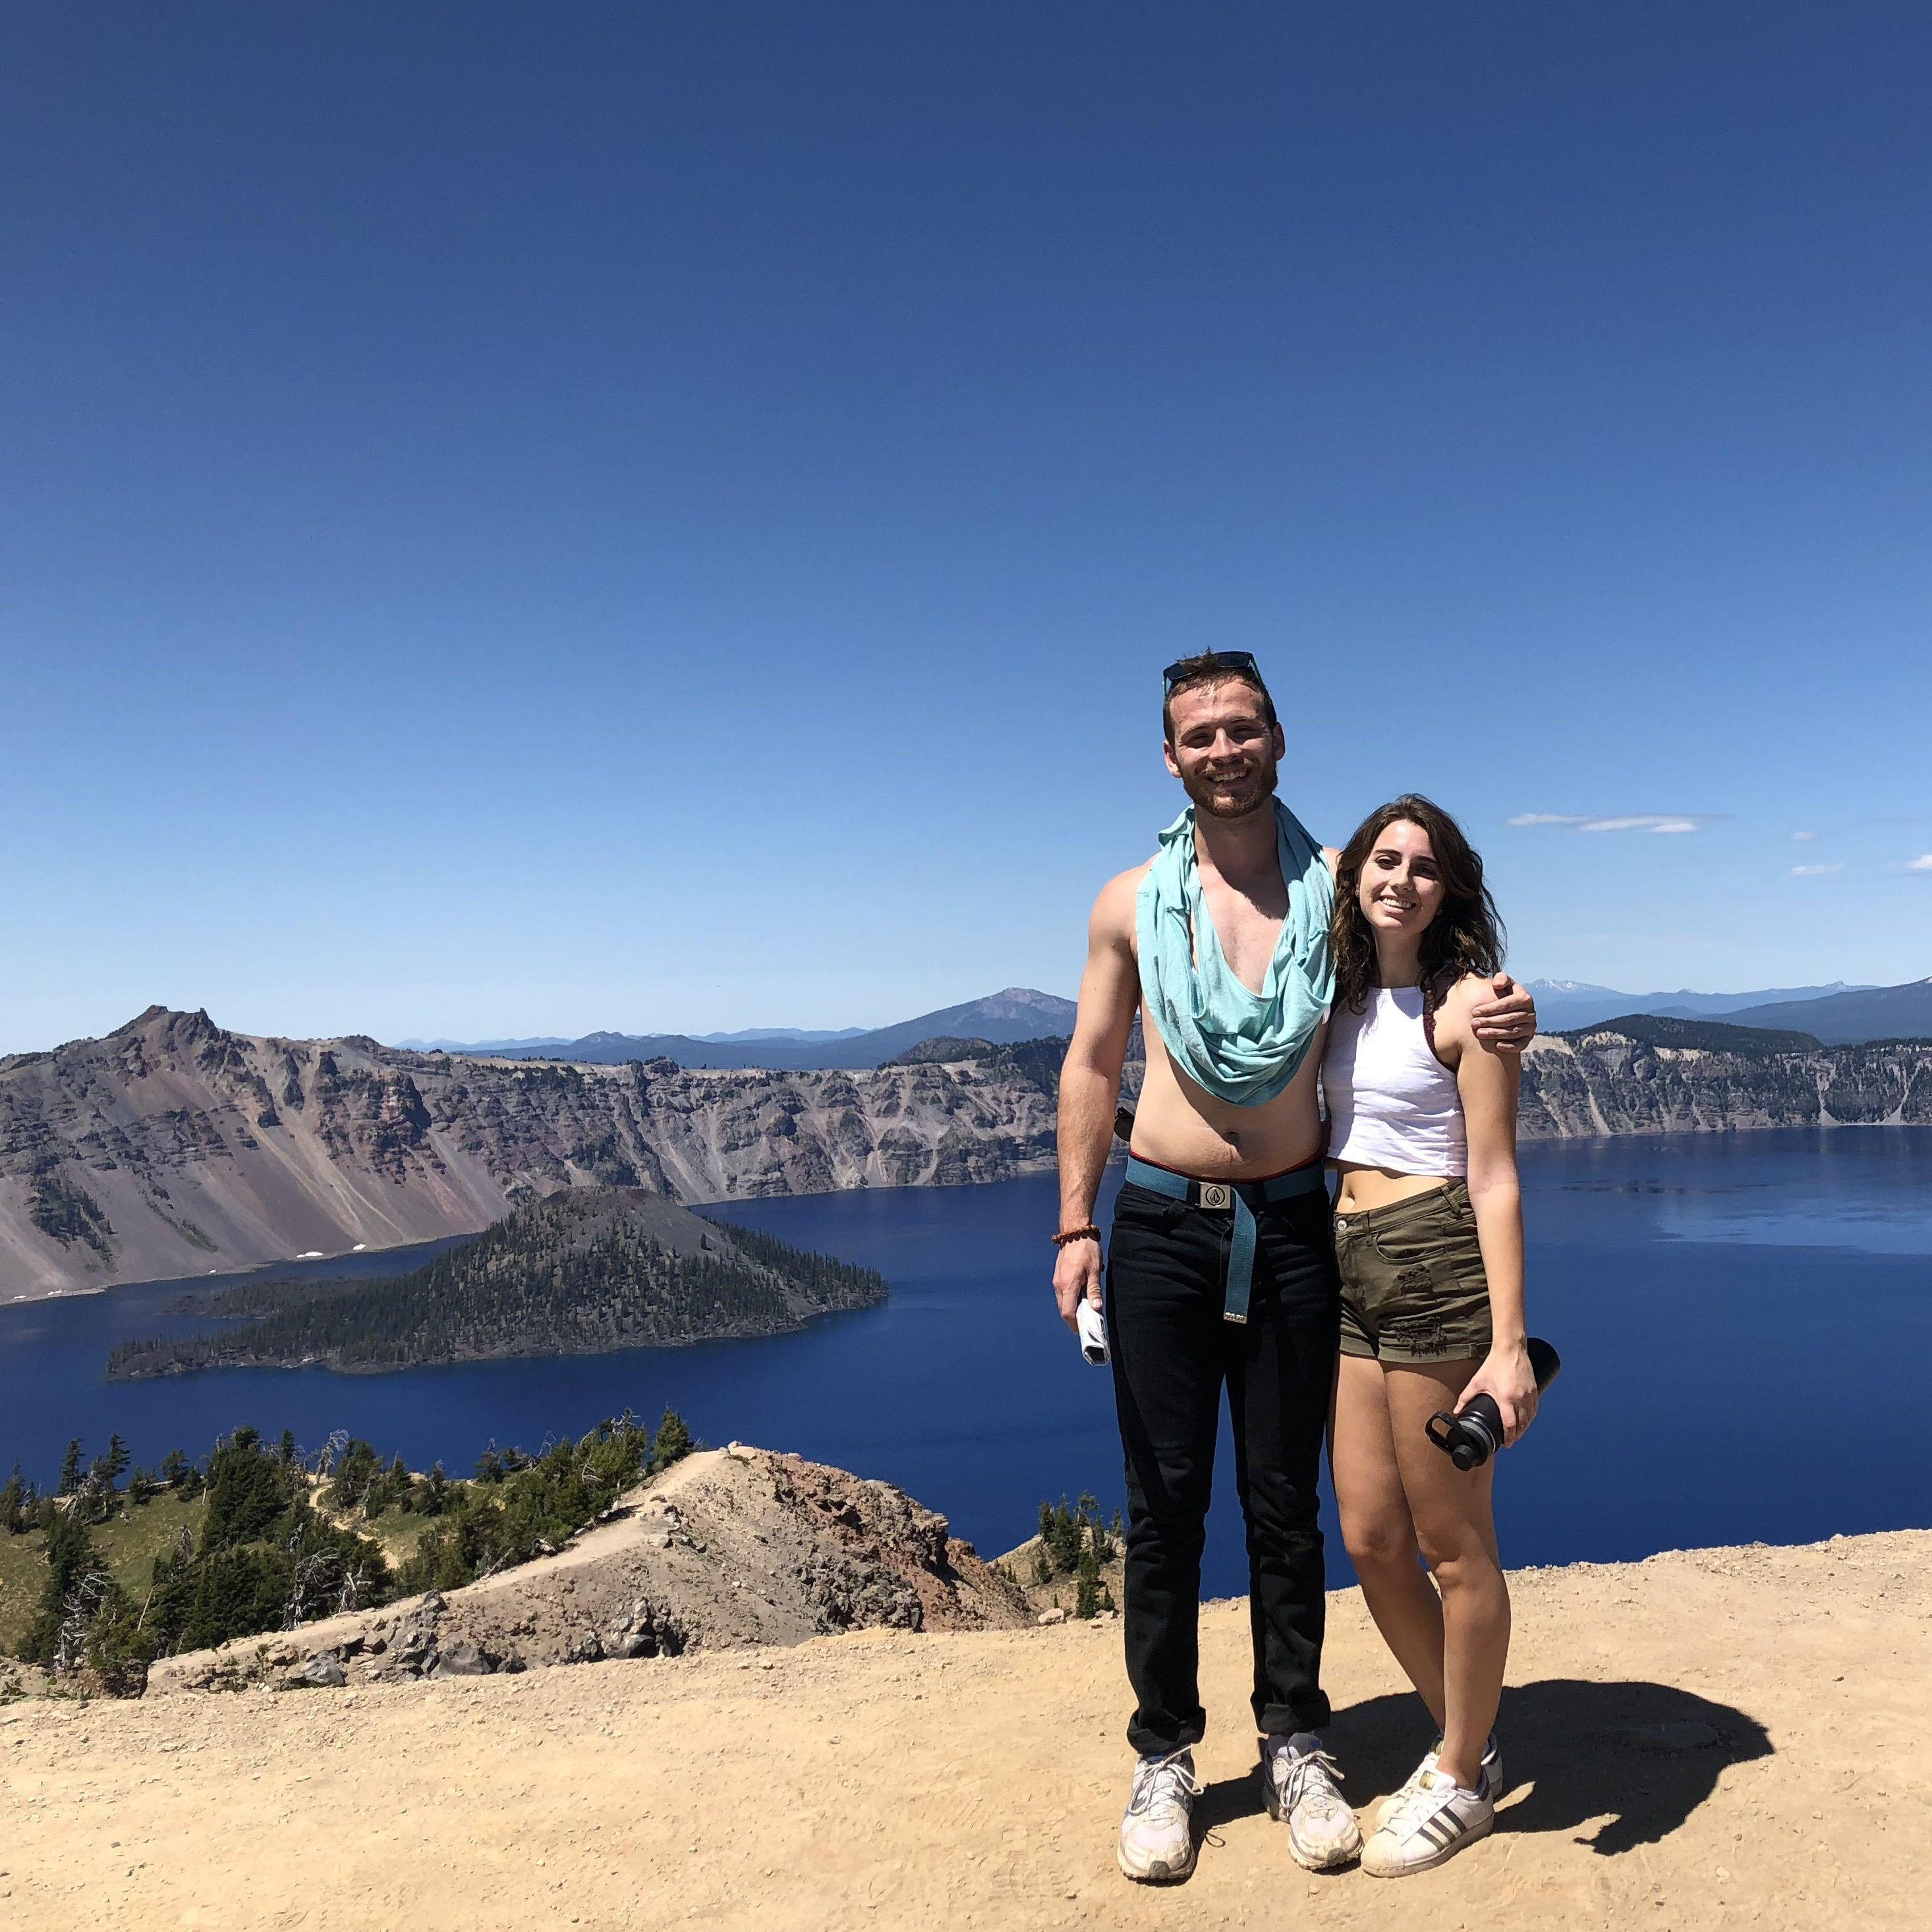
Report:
1052,1224,1102,1247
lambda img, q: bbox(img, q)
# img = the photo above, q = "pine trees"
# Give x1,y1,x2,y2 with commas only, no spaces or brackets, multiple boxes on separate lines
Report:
395,1413,658,1595
42,1433,148,1527
20,1499,139,1678
1044,1497,1084,1574
329,1439,382,1513
1073,1545,1104,1620
143,1431,395,1657
200,1428,289,1550
1030,1489,1120,1617
1,1465,35,1535
652,1407,694,1469
157,1447,202,1498
412,1461,451,1518
7,1409,698,1684
80,1434,132,1502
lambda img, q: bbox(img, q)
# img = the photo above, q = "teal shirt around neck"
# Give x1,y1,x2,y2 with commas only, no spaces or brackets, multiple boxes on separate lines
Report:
1134,798,1336,1109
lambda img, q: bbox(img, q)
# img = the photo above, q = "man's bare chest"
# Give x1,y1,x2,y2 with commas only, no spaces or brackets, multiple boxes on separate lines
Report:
1198,878,1286,994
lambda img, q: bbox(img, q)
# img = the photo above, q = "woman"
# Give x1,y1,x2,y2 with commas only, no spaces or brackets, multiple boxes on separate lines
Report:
1322,795,1538,1877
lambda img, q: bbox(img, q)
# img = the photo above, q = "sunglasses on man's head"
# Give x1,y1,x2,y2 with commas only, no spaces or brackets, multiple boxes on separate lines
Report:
1160,650,1259,695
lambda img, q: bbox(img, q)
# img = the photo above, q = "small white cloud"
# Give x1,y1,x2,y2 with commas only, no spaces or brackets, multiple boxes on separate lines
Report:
1510,812,1709,834
1789,863,1842,876
1792,830,1819,841
1906,855,1932,872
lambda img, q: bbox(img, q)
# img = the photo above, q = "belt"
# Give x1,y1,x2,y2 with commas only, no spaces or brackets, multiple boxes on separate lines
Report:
1123,1155,1328,1324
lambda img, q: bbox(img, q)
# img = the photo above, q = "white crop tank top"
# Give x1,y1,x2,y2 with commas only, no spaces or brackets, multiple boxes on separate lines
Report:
1324,987,1467,1177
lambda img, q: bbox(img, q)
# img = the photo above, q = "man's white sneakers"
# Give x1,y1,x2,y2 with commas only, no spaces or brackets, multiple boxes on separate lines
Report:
1259,1734,1364,1871
1361,1765,1495,1877
1116,1747,1204,1883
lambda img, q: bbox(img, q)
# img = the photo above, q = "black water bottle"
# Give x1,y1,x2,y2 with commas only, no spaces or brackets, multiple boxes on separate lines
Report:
1425,1338,1562,1470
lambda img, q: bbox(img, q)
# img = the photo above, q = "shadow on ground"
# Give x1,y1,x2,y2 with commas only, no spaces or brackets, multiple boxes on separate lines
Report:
1309,1678,1774,1856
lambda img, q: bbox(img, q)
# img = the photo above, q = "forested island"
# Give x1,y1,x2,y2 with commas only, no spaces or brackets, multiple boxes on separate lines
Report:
105,1189,886,1380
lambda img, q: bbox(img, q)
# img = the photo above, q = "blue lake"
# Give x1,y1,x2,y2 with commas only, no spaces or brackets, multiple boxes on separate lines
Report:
2,1128,1929,1597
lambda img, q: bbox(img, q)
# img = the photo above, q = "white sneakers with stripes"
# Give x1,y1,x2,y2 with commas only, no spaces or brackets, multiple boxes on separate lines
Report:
1368,1731,1504,1831
1361,1763,1495,1876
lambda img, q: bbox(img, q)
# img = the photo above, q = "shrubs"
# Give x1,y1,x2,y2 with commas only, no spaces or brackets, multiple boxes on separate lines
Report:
395,1412,675,1596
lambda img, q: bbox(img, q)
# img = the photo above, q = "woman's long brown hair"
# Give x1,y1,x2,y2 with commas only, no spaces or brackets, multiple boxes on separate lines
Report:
1331,795,1506,1014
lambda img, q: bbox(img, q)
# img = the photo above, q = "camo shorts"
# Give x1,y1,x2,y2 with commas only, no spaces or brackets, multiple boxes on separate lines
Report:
1332,1178,1493,1365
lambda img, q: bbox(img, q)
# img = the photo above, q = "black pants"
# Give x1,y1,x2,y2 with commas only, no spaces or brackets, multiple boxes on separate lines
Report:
1105,1179,1341,1754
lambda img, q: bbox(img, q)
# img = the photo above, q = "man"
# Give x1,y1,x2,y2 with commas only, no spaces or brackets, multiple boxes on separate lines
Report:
1052,650,1535,1883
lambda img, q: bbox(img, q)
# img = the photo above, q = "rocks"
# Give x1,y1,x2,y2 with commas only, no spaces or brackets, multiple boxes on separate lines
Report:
1037,1609,1067,1626
295,1654,347,1690
0,1661,57,1701
800,1554,924,1634
606,1597,691,1661
430,1645,496,1679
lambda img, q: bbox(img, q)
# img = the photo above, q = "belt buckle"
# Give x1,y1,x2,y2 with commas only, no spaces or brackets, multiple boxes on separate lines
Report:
1200,1183,1232,1210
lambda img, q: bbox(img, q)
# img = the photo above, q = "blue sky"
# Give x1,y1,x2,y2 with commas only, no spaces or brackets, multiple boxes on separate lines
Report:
3,3,1929,1051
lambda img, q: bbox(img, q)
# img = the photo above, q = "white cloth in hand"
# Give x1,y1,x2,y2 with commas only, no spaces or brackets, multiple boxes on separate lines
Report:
1076,1300,1108,1365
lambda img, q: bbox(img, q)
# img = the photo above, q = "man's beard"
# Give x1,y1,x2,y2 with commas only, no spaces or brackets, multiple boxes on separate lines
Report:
1182,744,1280,820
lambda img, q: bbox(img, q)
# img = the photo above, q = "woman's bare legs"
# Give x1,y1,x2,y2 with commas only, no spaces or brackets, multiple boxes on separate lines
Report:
1330,1355,1447,1729
1384,1361,1507,1790
1332,1355,1510,1791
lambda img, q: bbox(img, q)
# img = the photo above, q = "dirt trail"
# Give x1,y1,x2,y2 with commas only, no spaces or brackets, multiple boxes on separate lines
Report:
3,1529,1927,1931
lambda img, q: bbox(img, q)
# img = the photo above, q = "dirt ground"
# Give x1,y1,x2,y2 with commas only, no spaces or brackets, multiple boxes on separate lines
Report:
3,1528,1927,1932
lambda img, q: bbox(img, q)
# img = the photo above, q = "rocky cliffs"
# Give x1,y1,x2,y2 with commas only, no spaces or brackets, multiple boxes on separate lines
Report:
0,1009,1058,1301
1518,1025,1932,1137
9,1004,1931,1302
